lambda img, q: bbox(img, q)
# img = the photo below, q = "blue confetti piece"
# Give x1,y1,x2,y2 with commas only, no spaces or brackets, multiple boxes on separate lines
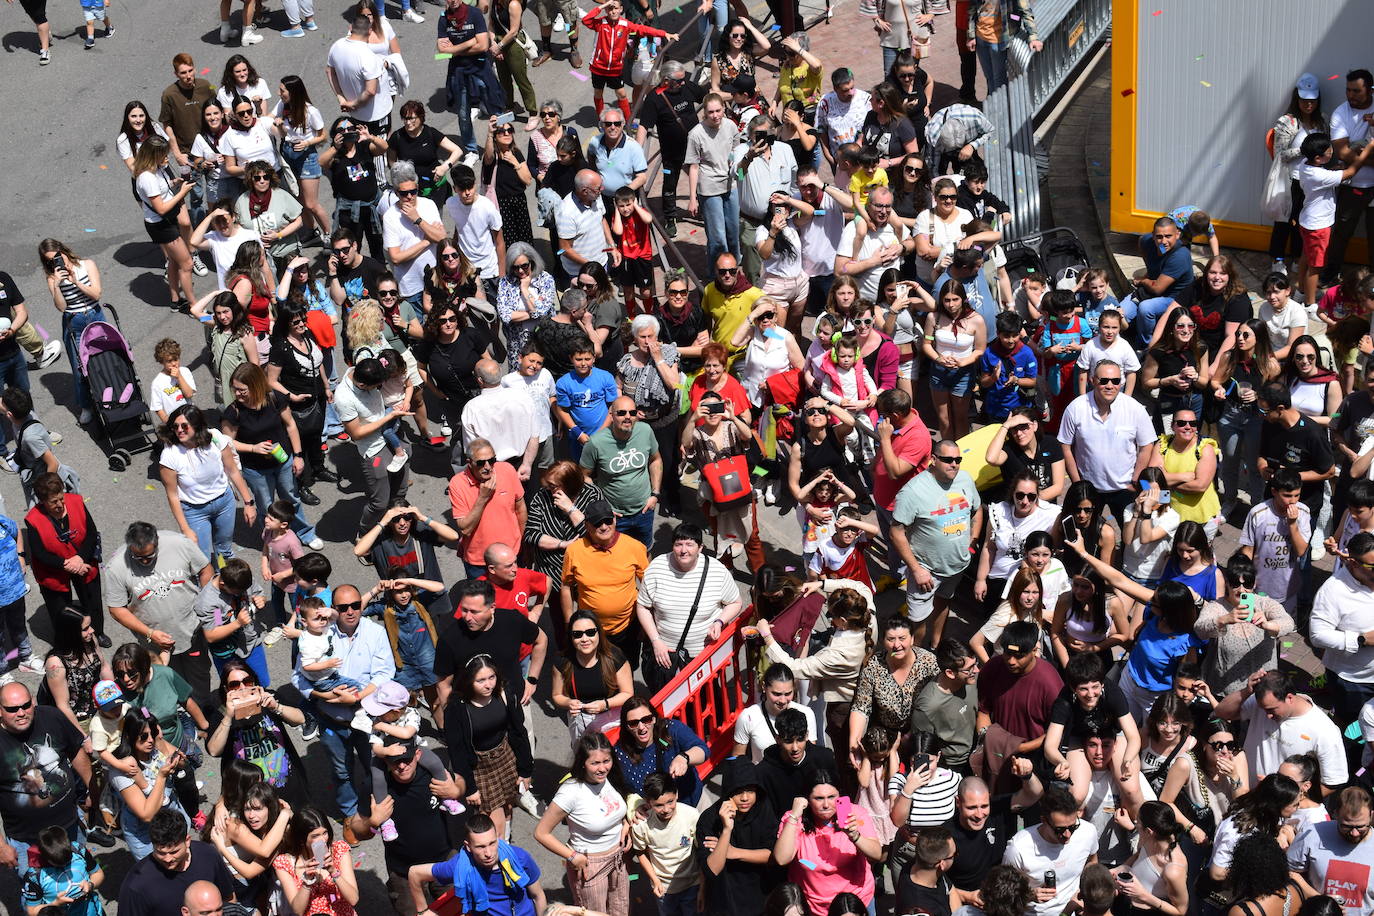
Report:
83,228,97,232
763,328,784,340
813,209,826,215
1346,720,1364,742
799,858,818,870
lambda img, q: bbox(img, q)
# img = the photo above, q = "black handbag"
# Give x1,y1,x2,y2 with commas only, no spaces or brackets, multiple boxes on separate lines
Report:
672,557,713,668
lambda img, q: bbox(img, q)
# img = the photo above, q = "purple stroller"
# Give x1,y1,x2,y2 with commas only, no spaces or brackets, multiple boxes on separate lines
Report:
77,306,154,471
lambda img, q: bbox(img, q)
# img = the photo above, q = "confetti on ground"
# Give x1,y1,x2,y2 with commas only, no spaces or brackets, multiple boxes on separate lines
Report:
1283,641,1294,648
1195,54,1204,61
201,68,210,74
84,228,97,232
570,69,588,81
145,484,156,491
1120,88,1135,97
99,164,108,170
435,52,452,59
628,874,639,881
1200,80,1212,88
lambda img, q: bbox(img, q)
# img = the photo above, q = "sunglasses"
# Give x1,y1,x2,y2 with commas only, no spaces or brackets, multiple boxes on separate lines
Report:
440,315,459,324
235,109,254,117
758,312,776,321
250,174,272,182
397,187,420,197
331,246,352,256
334,601,362,611
378,290,400,298
1295,353,1316,362
441,252,462,260
226,678,253,689
613,409,637,417
936,195,959,202
540,110,560,118
512,261,532,271
471,456,497,467
494,126,514,134
1,701,33,713
1173,419,1198,427
853,317,874,327
626,715,655,727
804,407,828,416
1047,821,1080,837
667,288,689,296
1207,740,1240,752
1095,377,1122,386
904,166,924,174
570,628,598,639
601,120,624,127
717,267,739,275
896,71,917,80
1013,492,1037,502
934,455,963,464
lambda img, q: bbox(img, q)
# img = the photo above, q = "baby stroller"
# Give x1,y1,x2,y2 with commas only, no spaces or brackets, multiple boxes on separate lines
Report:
77,306,156,471
1000,227,1091,290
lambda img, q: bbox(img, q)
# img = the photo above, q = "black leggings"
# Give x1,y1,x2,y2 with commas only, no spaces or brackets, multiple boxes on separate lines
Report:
18,0,47,25
1267,178,1306,260
41,576,106,638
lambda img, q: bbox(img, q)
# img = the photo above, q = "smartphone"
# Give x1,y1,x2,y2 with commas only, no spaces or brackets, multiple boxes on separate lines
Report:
495,111,516,126
705,402,725,415
834,795,853,827
1061,517,1078,541
311,838,330,869
1158,490,1172,505
911,753,934,774
1239,591,1256,621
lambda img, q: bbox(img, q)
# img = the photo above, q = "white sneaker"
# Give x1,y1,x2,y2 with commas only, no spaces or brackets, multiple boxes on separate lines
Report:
0,456,18,474
38,339,63,368
1270,258,1286,276
402,7,425,21
1311,540,1327,563
78,408,93,425
263,626,284,647
17,657,45,675
241,25,263,44
350,709,373,733
306,537,325,550
386,449,409,473
516,784,540,817
192,254,210,277
440,423,453,436
47,430,62,446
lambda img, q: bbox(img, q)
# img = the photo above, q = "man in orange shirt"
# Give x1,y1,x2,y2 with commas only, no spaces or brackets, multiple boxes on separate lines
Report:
448,438,527,579
561,498,649,669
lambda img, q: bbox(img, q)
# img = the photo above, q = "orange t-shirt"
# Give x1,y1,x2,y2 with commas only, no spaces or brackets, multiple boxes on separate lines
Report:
561,534,648,634
447,461,524,564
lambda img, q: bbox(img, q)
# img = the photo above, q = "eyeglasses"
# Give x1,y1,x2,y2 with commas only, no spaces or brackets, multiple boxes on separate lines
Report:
957,661,980,676
1339,822,1373,836
869,203,892,210
1095,377,1122,386
471,457,497,467
571,628,598,639
1,700,32,713
396,187,419,197
1207,740,1240,752
626,715,655,728
934,455,963,464
613,409,637,417
377,290,400,299
1013,492,1037,502
334,601,362,611
512,261,532,271
1173,419,1198,427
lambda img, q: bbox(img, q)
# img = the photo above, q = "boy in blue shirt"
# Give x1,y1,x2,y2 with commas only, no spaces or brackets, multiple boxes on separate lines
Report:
554,342,618,461
978,311,1038,421
1075,267,1120,336
406,813,545,916
1036,290,1090,431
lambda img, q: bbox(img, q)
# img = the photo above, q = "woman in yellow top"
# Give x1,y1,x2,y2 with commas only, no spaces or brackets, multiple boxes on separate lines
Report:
1151,408,1221,537
775,33,823,112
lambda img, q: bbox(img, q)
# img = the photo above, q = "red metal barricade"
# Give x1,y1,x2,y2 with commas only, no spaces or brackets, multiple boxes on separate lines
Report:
604,616,751,778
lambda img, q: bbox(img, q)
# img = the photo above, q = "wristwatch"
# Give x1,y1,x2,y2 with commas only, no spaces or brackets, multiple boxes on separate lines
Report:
1359,634,1367,648
525,675,538,685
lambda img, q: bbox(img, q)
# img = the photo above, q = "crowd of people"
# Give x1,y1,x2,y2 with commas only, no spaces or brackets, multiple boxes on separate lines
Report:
5,1,1374,916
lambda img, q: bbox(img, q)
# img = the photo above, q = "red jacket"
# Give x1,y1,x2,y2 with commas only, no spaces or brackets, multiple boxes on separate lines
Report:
581,10,667,77
24,495,98,592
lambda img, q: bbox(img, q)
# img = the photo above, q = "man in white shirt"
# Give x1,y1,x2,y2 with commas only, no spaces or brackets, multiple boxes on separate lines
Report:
1057,359,1155,524
732,663,816,762
1288,786,1374,915
635,523,742,692
460,359,538,479
1320,68,1374,287
381,161,445,317
835,187,906,302
1002,784,1099,916
1214,670,1349,791
815,68,871,171
443,164,505,299
326,17,394,130
795,168,850,317
1310,531,1374,724
554,169,613,286
733,117,798,284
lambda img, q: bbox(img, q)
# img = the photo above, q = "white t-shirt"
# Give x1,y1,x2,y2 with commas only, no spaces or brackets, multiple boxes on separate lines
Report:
1329,101,1374,188
333,374,389,459
220,120,279,170
732,702,816,763
203,228,261,290
217,78,273,113
445,195,503,279
755,224,804,279
501,369,556,440
1076,335,1141,378
1241,693,1349,786
986,500,1061,580
382,197,442,297
1259,300,1308,352
136,169,176,223
326,36,393,122
190,132,227,182
1121,504,1181,582
271,102,326,146
297,629,336,679
837,220,901,302
1210,815,1245,871
1358,436,1374,481
159,431,232,505
150,368,197,418
1297,162,1346,231
553,193,606,277
115,122,169,163
913,206,976,282
551,778,627,853
1003,823,1100,916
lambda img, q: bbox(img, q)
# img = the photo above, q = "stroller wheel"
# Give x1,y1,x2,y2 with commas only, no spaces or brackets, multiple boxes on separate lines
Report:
108,450,129,472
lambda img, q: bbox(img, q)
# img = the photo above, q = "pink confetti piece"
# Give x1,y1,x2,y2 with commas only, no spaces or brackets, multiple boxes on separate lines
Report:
373,456,384,467
570,69,588,81
1360,768,1368,778
1330,74,1342,80
201,67,211,75
1151,8,1162,14
1121,88,1135,97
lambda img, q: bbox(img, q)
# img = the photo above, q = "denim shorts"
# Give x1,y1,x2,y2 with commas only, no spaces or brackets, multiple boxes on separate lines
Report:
928,362,973,396
281,145,322,180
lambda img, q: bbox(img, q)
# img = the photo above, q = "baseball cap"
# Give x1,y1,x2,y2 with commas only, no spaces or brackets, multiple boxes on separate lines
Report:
361,680,411,717
1296,73,1320,101
584,498,616,527
92,679,124,709
726,73,756,95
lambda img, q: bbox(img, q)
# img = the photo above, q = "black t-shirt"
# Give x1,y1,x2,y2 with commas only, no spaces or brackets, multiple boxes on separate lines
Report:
268,336,326,401
1260,415,1335,505
541,158,580,196
382,769,453,875
568,646,627,704
336,255,386,306
896,871,953,916
117,841,237,916
642,83,706,156
1188,292,1252,357
696,797,783,916
1048,683,1130,740
389,124,446,178
0,707,86,840
1148,346,1199,410
859,111,916,162
654,305,709,373
438,5,489,74
944,794,1018,891
481,150,530,199
223,391,291,470
956,186,1010,225
327,146,380,202
434,609,540,690
413,327,500,401
1334,390,1374,453
0,272,23,361
999,433,1064,494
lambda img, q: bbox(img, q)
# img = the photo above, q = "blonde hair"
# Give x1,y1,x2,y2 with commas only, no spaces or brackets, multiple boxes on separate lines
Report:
347,299,384,351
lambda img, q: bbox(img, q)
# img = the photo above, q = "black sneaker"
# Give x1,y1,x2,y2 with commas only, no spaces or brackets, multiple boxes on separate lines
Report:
86,826,116,848
97,633,112,648
301,719,319,740
298,486,321,506
104,24,114,36
665,219,677,238
315,466,340,483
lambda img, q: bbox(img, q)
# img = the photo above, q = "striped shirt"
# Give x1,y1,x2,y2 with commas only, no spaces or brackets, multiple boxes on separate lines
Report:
888,766,961,828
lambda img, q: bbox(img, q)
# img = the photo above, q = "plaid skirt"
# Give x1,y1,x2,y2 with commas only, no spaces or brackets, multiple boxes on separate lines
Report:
474,736,520,813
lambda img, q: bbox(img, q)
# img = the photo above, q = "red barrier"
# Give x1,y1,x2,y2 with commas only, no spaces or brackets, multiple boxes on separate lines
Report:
604,616,751,779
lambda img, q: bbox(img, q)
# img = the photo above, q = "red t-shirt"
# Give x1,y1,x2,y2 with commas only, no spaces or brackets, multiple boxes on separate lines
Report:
976,655,1063,741
872,420,933,512
480,568,548,659
618,210,653,260
688,375,751,425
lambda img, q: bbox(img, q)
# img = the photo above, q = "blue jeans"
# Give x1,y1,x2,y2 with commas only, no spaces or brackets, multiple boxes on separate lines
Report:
699,190,740,266
312,670,366,692
976,39,1008,93
241,462,318,545
659,890,697,916
696,0,728,61
212,644,271,686
62,307,105,412
448,76,479,153
463,560,487,580
317,716,373,817
181,486,237,563
616,506,655,548
9,821,85,879
121,794,189,860
388,605,437,690
1129,295,1174,343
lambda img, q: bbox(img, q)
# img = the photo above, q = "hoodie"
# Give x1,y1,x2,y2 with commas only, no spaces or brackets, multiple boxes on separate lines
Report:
695,759,783,916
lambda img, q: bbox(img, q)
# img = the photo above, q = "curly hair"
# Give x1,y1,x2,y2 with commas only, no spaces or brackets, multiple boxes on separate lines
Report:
347,299,385,352
1228,834,1291,899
